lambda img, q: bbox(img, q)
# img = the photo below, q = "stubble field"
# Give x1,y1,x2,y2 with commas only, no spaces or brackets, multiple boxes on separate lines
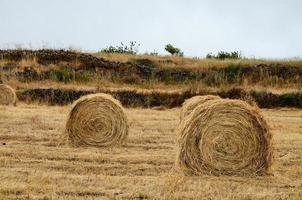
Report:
0,104,301,199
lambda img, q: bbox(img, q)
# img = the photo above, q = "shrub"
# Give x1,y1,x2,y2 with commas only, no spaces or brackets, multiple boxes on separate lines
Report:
100,41,140,55
206,51,242,60
165,44,184,56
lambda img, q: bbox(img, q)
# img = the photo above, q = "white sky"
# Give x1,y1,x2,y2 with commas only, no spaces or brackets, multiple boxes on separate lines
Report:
0,0,301,58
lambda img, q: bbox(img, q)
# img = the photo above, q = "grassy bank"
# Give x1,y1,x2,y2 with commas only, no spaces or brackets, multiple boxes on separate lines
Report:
1,49,302,89
17,87,302,108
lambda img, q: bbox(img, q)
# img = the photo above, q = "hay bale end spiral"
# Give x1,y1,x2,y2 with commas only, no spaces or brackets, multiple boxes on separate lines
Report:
66,93,129,147
177,99,272,176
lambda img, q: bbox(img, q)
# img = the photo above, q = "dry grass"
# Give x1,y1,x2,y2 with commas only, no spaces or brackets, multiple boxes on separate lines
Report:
95,52,302,71
2,51,302,73
2,54,302,92
0,104,301,199
0,57,80,72
5,78,302,98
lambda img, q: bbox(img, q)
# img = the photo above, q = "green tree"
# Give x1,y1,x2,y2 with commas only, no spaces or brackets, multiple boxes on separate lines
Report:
165,44,183,56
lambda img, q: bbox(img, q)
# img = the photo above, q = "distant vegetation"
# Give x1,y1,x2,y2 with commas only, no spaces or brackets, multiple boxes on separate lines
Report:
100,41,140,55
206,51,242,60
100,42,185,57
164,44,184,57
99,41,244,60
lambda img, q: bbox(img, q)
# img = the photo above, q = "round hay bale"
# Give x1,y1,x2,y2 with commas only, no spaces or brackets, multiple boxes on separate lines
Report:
0,84,17,106
66,93,129,147
180,95,221,120
177,99,272,176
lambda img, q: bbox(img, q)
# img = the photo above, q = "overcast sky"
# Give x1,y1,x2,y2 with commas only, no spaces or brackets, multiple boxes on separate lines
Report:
0,0,301,58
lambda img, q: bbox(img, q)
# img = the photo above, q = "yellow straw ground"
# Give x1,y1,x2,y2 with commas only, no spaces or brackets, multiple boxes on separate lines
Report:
0,104,301,199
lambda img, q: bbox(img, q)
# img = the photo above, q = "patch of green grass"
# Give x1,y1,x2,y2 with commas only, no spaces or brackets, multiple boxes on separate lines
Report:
49,68,74,83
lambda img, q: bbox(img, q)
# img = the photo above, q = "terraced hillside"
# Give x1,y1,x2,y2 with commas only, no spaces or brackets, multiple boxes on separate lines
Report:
1,49,302,108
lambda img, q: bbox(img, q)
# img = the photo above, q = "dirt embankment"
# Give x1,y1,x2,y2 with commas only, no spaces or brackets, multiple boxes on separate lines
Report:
17,87,302,108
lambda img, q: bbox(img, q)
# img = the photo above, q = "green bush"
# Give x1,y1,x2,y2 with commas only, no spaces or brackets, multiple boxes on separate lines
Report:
100,41,140,54
206,51,242,60
165,44,184,56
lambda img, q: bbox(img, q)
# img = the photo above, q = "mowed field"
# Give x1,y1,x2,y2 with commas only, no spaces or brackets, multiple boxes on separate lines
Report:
0,104,302,200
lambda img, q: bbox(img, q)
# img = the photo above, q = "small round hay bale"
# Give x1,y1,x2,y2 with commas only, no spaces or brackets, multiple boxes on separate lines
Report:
180,95,221,120
66,93,129,147
177,99,272,176
0,84,17,106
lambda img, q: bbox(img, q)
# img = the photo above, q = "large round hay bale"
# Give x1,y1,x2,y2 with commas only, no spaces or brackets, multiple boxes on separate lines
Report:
180,95,221,120
0,84,17,106
177,99,272,176
66,93,129,147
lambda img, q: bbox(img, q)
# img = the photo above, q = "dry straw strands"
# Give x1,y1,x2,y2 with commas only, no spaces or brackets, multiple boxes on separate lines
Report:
0,84,17,106
180,95,221,120
66,93,129,147
177,98,272,176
